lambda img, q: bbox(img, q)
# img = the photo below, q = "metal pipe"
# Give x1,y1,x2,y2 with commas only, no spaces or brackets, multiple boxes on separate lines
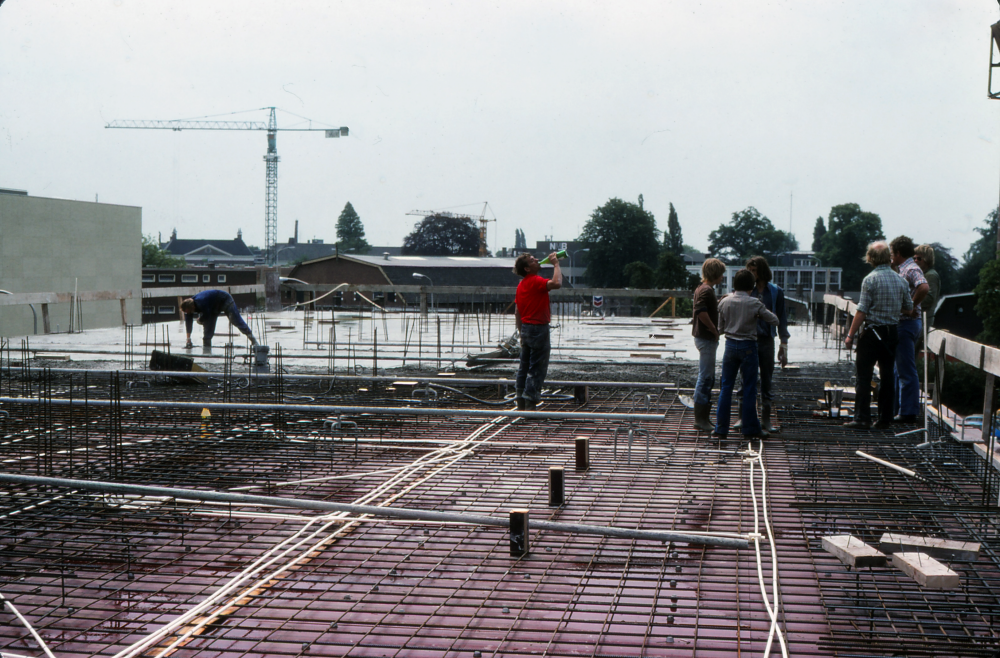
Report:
0,473,750,549
0,396,665,422
30,367,680,390
855,450,917,478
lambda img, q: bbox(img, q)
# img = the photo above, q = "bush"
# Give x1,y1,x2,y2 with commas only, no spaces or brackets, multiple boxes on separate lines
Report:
920,356,989,416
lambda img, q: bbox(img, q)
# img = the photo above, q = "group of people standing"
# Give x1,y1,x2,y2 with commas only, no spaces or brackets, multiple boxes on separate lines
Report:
689,235,941,437
844,236,940,429
690,256,788,439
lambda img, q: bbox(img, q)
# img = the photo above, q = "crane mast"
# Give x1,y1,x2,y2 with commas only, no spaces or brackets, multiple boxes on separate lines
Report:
106,107,348,266
264,108,279,266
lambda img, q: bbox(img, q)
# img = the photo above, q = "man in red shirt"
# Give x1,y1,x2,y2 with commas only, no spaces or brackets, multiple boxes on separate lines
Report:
513,252,562,410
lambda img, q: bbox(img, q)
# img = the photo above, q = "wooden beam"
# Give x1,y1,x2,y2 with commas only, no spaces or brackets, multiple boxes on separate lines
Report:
891,552,960,589
822,535,887,568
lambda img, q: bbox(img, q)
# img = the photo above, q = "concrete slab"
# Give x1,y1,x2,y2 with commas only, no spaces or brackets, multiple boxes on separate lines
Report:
879,533,980,561
822,535,887,568
891,552,961,589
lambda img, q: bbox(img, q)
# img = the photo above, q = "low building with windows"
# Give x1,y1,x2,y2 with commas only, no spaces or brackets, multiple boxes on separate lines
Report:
685,251,842,301
140,267,258,323
286,253,532,310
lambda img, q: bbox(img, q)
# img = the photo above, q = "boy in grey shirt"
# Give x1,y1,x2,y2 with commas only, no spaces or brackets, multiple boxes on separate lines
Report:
715,269,779,439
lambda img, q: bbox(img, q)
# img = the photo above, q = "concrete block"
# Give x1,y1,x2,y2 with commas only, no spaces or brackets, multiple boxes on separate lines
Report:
891,552,960,589
821,535,886,568
879,533,980,561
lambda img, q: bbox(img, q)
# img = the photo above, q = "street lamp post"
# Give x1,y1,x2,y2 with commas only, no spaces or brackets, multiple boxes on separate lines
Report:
569,248,590,286
412,273,434,313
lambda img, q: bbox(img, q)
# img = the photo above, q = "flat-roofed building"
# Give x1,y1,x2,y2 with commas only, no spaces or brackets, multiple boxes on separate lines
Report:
0,190,142,336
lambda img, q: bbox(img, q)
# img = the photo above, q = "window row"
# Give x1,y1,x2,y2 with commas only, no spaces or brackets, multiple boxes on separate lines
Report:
142,306,177,315
142,274,227,283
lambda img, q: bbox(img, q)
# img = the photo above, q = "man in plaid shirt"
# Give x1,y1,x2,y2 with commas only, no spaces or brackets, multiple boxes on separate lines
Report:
890,235,929,422
844,241,913,429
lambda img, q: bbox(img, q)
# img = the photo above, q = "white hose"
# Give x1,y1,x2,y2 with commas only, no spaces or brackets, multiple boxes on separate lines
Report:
113,414,515,658
744,441,789,658
0,591,57,658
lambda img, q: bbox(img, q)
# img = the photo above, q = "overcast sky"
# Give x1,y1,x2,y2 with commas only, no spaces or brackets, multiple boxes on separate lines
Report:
2,1,999,259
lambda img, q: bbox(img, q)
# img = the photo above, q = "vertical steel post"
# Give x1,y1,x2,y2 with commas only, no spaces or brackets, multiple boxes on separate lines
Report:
510,509,529,557
549,467,565,507
575,436,590,471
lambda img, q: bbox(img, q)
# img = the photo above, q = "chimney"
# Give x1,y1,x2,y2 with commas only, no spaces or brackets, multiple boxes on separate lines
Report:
383,252,390,261
294,220,299,245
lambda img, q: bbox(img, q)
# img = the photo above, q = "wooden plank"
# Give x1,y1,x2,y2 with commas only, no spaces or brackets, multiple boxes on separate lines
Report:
984,345,1000,378
878,533,980,561
648,333,674,339
891,552,960,589
120,298,128,326
925,329,947,355
945,335,984,369
41,304,50,334
143,284,264,299
821,535,887,568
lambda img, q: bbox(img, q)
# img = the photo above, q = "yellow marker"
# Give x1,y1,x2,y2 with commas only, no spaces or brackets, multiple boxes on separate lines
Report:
201,408,212,419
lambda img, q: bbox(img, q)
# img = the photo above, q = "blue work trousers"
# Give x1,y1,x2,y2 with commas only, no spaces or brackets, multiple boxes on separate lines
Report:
715,339,761,437
202,299,253,346
516,323,550,404
693,336,718,406
894,317,922,416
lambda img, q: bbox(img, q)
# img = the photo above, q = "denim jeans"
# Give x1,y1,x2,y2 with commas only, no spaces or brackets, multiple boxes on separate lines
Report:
894,317,922,416
735,335,774,411
715,339,760,436
693,337,718,406
516,324,550,403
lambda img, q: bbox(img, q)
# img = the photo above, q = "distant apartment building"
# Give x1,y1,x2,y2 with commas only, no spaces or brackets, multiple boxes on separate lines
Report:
161,229,258,267
686,250,842,300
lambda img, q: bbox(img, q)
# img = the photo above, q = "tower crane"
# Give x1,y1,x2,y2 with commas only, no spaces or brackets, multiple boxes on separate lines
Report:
406,202,495,256
106,107,348,266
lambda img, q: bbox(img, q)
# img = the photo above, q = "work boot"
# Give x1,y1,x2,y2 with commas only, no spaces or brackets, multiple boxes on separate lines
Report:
524,399,537,411
693,403,714,432
516,397,526,411
733,399,743,430
761,403,777,433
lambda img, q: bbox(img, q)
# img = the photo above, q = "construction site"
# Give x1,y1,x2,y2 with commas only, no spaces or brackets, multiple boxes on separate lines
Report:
0,297,997,658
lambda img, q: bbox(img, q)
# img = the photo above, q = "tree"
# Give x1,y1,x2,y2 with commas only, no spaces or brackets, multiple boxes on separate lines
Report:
402,214,481,256
958,208,998,292
927,242,959,297
664,203,683,256
814,203,884,291
514,228,527,251
579,197,660,288
811,216,826,252
335,202,370,254
975,258,1000,346
655,250,698,290
142,235,185,268
623,261,655,289
708,207,797,264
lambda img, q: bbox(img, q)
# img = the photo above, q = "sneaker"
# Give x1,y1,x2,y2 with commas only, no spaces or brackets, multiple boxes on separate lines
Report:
843,420,871,429
872,420,892,430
